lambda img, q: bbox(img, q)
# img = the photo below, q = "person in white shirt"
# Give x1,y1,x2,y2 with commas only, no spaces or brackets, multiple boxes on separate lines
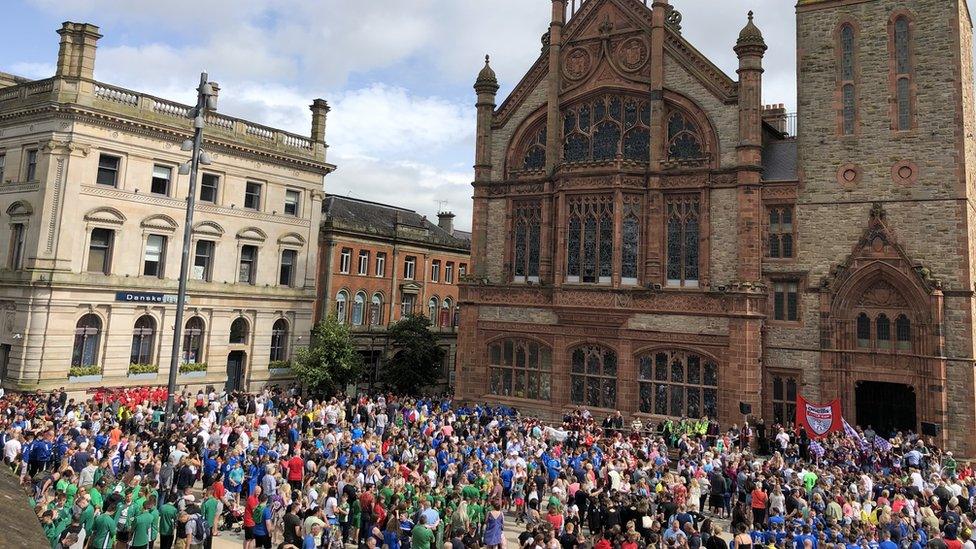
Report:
4,430,22,466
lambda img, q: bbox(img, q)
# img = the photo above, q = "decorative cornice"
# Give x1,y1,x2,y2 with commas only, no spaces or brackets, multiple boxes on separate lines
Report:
83,206,126,226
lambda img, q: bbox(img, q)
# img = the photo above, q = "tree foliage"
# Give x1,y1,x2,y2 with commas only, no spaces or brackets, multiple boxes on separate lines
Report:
293,317,363,395
381,314,445,394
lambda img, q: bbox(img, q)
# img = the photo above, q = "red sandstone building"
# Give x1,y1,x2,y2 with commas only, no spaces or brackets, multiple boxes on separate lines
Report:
315,195,470,384
457,0,976,454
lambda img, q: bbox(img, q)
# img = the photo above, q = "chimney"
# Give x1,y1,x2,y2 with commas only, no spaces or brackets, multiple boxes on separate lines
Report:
310,98,330,160
56,22,102,80
762,103,787,134
438,211,456,235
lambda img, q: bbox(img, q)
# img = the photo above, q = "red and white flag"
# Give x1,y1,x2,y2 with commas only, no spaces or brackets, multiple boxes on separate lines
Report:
795,395,843,439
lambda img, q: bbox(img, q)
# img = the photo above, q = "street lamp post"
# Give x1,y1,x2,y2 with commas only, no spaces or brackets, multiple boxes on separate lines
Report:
164,72,218,422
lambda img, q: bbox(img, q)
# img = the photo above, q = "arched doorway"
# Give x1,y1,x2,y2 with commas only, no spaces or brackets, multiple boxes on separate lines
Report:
226,351,247,393
855,380,916,437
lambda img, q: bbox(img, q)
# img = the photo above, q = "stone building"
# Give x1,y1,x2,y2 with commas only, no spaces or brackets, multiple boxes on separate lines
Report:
457,0,976,454
315,195,470,386
0,22,334,392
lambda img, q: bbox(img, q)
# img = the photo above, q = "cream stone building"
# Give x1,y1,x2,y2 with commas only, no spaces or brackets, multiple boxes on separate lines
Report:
0,22,335,392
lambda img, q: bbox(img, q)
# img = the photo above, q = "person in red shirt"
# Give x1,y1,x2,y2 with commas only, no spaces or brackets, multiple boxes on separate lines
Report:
287,452,304,491
751,483,769,527
243,485,262,549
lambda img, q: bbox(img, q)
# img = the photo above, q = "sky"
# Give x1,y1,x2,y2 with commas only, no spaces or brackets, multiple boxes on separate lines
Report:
1,0,973,231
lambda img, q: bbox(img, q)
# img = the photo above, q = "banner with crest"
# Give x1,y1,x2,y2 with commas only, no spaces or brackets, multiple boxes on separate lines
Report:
795,395,843,439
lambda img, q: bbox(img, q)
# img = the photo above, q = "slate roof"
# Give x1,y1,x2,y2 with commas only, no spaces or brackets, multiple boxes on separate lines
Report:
762,139,798,181
322,195,471,251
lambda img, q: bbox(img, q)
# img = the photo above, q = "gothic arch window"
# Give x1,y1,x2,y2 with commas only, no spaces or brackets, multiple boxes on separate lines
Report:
427,296,439,321
856,312,871,348
891,15,913,131
335,290,348,324
666,111,705,162
130,315,156,365
512,201,541,283
637,350,718,418
229,317,249,344
852,281,915,352
519,124,547,171
839,23,857,135
896,314,911,350
621,199,641,284
352,291,366,326
182,317,205,363
876,314,892,348
562,94,651,163
665,195,700,287
488,338,552,400
270,319,289,362
566,195,613,284
72,314,102,368
570,345,617,409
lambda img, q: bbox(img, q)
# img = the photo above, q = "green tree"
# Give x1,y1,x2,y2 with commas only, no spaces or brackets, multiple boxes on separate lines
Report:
292,316,363,395
381,314,445,394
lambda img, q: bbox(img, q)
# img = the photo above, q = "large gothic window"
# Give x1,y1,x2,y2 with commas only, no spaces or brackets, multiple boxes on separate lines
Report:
488,339,552,400
839,23,857,135
566,195,613,283
666,112,705,162
563,94,651,163
621,199,641,284
665,195,700,287
852,281,914,352
520,125,547,171
570,345,617,409
512,201,542,283
638,350,718,418
892,16,913,131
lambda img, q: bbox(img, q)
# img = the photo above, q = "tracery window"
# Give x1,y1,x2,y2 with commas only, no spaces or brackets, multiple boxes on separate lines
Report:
637,350,718,418
562,95,651,163
520,125,547,171
853,282,914,352
666,111,705,162
767,205,794,259
512,201,541,283
488,339,552,400
566,195,613,284
570,345,617,409
893,16,913,131
665,195,700,287
621,198,641,284
839,24,857,135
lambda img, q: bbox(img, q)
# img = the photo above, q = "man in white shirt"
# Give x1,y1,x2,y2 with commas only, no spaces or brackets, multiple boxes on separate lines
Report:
4,430,22,467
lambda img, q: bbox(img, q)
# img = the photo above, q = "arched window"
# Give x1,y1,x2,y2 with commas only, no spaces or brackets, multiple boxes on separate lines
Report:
488,339,552,400
512,200,541,283
453,304,461,328
876,314,892,348
638,350,718,418
666,112,705,162
130,315,156,365
182,317,205,363
566,195,613,284
72,314,102,368
427,297,439,321
352,292,366,326
562,94,651,163
570,345,617,409
896,314,911,351
270,319,289,362
229,318,249,344
856,313,871,348
621,200,641,284
441,298,453,328
519,125,547,171
839,24,857,135
335,291,348,324
370,294,383,326
666,195,700,287
893,16,912,131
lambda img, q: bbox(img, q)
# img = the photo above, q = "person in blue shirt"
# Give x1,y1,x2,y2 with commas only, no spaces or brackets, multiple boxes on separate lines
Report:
304,522,322,549
252,492,274,547
29,431,53,476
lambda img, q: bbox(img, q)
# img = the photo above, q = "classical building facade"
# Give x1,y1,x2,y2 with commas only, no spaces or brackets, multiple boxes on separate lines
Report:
457,0,976,454
0,23,334,392
315,195,470,386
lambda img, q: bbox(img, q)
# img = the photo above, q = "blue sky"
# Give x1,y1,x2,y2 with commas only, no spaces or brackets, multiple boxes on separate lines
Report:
2,0,973,229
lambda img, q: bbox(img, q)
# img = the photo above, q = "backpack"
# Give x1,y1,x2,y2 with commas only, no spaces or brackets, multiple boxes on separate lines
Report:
252,504,266,526
193,514,210,541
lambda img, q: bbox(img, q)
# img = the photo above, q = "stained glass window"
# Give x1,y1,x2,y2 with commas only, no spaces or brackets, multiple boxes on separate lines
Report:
638,351,719,418
857,313,871,347
842,84,856,135
569,345,617,409
566,196,613,283
897,78,911,131
895,17,910,74
841,24,855,80
512,201,542,282
488,339,552,400
561,94,651,163
622,214,640,281
896,315,911,350
521,126,547,171
840,24,857,136
665,195,700,287
667,112,704,161
877,314,892,348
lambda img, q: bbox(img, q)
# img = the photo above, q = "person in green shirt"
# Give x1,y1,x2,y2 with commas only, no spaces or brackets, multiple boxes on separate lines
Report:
410,515,435,549
78,493,96,537
201,488,219,544
90,483,104,512
146,496,160,549
158,498,179,549
130,500,156,549
89,501,118,549
41,507,71,549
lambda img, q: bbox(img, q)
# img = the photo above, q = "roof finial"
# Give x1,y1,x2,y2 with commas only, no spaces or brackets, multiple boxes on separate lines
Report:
485,54,490,65
748,10,754,21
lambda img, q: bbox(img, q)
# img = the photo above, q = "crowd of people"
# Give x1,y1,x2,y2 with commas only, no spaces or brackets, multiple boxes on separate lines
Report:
1,383,973,549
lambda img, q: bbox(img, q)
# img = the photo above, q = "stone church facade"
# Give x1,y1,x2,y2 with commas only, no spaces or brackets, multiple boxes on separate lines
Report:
457,0,976,455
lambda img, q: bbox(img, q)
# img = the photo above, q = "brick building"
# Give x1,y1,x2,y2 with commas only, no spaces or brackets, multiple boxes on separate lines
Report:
315,195,470,385
457,0,976,454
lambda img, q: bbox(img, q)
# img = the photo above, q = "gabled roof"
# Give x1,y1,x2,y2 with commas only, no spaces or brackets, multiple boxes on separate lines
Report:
322,195,471,251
